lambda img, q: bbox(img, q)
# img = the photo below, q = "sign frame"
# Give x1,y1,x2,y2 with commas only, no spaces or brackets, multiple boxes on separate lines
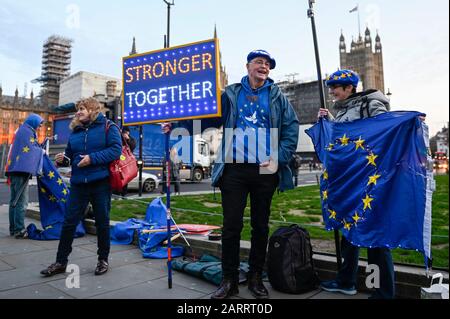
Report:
121,38,222,127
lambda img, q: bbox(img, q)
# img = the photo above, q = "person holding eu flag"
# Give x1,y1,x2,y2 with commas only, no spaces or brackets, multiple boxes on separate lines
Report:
40,98,122,277
5,114,45,239
317,69,419,299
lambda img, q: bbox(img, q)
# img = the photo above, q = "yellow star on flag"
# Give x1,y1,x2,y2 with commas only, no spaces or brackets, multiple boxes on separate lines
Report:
366,153,378,167
49,195,57,202
354,137,365,150
328,209,337,219
362,194,374,210
61,198,66,203
326,143,334,151
30,137,35,143
367,173,381,186
343,220,352,230
48,171,55,179
40,187,46,193
352,212,361,223
62,188,68,196
322,190,328,200
339,134,349,146
57,178,63,185
16,155,20,161
22,146,30,153
7,159,11,165
323,170,328,180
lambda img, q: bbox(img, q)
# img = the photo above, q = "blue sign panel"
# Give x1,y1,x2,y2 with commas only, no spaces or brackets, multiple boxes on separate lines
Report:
122,38,221,126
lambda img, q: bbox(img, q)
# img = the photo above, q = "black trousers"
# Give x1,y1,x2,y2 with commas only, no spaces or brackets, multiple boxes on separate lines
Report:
219,164,278,280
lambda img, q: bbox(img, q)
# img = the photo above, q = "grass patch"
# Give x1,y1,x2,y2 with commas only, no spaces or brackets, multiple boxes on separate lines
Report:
111,175,449,269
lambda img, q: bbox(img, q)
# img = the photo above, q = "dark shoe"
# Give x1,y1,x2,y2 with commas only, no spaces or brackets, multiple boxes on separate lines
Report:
248,272,269,299
95,259,109,275
211,278,239,299
14,229,28,239
40,262,67,277
320,280,357,295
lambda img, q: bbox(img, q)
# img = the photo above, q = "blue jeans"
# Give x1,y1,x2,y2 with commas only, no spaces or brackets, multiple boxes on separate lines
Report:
8,174,30,235
336,236,395,299
56,178,111,264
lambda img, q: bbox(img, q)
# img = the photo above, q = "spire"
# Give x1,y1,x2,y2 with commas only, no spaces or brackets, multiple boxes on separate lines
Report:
375,30,381,42
375,30,382,52
0,84,2,97
30,89,34,100
340,29,345,41
129,37,137,55
340,30,346,52
364,26,372,47
214,24,217,39
14,86,19,105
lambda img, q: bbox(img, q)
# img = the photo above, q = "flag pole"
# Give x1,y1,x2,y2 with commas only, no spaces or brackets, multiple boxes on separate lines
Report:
357,4,361,37
307,0,342,270
163,0,175,289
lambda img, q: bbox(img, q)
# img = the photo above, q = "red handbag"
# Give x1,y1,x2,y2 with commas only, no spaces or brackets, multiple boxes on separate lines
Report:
106,121,138,192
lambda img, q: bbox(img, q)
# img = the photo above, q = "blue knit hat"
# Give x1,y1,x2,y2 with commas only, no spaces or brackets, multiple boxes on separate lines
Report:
326,69,359,87
247,50,276,69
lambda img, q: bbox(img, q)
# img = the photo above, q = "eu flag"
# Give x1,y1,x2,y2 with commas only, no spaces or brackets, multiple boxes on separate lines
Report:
306,111,433,261
27,154,85,240
5,124,44,176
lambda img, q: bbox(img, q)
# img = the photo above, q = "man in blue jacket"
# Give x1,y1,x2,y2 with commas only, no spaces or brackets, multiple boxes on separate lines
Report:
211,50,299,299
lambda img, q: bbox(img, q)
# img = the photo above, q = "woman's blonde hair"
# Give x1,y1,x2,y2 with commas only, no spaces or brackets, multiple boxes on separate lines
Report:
69,97,108,129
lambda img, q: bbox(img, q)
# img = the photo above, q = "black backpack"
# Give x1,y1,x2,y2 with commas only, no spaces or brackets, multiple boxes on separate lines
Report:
267,224,319,293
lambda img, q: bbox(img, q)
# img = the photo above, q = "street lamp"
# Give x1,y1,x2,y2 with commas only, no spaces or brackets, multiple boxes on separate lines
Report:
163,0,175,48
307,0,342,270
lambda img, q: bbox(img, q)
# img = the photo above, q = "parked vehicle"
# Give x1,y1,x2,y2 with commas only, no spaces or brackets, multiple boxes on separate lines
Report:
128,124,211,182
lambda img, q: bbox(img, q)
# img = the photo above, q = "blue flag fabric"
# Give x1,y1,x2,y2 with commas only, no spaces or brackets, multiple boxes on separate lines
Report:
5,123,44,176
27,155,85,240
110,197,183,259
110,218,153,245
305,111,432,260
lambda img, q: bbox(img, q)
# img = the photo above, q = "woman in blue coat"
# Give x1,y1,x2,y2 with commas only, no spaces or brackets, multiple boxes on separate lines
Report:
40,98,122,277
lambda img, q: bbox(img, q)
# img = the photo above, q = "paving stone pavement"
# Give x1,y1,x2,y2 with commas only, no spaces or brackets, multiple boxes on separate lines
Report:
0,204,370,300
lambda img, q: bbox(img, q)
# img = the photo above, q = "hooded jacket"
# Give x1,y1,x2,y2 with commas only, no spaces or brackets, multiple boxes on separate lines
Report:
211,79,299,191
65,113,122,185
5,114,44,176
330,89,390,122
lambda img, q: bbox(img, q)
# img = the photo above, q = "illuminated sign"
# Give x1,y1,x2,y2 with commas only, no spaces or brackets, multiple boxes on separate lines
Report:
122,38,221,126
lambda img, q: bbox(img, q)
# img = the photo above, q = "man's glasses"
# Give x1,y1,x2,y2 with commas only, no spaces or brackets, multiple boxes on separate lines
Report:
250,59,271,68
